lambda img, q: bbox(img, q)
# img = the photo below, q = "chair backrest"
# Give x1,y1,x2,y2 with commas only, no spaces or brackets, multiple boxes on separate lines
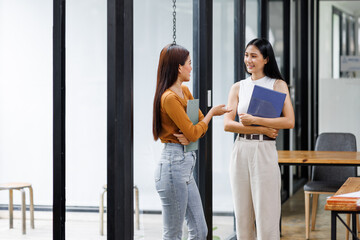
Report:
312,132,357,182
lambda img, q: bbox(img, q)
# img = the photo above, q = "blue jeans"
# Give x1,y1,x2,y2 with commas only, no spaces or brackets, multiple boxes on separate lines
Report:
155,143,208,240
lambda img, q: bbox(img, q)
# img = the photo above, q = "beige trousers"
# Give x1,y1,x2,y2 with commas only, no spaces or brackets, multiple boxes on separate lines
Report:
229,135,281,240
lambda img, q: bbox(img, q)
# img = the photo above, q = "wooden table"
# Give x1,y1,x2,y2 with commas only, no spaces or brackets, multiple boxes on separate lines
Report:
324,177,360,240
278,150,360,166
278,150,360,202
277,150,360,238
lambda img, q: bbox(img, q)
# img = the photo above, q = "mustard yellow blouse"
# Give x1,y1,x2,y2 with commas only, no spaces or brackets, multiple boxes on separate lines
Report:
159,85,208,143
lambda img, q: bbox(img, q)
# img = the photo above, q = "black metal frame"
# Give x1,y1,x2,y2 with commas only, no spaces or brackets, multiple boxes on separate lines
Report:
107,0,134,239
193,1,213,239
235,0,246,83
53,0,134,238
53,0,66,239
283,0,291,94
331,211,359,240
280,0,291,201
313,0,319,149
294,0,311,151
259,0,269,39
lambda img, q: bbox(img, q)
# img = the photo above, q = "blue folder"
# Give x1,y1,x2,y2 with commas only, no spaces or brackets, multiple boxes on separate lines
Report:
247,85,286,118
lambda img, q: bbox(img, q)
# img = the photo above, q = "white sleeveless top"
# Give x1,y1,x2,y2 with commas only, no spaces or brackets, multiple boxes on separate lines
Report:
237,76,276,120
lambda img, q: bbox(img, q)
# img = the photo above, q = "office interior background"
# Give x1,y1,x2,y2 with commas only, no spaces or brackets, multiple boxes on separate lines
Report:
0,0,360,239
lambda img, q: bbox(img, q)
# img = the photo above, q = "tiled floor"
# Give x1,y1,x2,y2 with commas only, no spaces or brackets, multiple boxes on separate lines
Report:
0,189,355,239
281,189,349,240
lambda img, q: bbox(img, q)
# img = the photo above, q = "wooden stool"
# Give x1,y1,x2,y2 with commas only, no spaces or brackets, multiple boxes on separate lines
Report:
100,184,139,235
0,182,34,234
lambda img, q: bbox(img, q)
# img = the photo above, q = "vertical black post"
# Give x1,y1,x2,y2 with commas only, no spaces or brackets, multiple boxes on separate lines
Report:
312,0,319,148
235,0,246,83
107,0,133,239
193,0,213,239
53,0,66,239
352,213,357,240
281,0,291,202
331,212,337,240
295,0,310,151
283,0,290,87
259,0,269,39
310,0,315,149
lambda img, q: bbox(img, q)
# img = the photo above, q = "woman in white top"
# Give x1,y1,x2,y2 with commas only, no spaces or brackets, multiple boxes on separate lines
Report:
224,38,295,240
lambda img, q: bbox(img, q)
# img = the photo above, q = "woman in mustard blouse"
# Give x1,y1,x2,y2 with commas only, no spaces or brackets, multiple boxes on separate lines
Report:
152,44,230,240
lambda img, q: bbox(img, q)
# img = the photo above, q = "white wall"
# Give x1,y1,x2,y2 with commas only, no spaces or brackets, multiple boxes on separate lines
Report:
0,1,53,205
65,0,107,206
319,2,360,150
319,78,360,150
212,0,235,213
0,0,108,207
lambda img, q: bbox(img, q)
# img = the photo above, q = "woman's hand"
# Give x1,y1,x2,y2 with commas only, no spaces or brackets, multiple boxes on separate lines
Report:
263,127,279,139
239,113,256,126
173,131,190,145
210,104,232,116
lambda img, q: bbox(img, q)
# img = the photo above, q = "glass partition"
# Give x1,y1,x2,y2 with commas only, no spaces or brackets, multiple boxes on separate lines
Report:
65,0,107,238
319,0,360,152
0,0,53,238
246,0,258,43
330,4,358,78
213,0,236,238
333,11,341,78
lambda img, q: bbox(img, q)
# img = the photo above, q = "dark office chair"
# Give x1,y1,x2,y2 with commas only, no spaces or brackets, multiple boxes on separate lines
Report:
303,132,357,239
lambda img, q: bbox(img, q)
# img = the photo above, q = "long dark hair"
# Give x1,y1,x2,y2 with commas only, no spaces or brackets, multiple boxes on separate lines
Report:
245,38,284,80
152,44,190,140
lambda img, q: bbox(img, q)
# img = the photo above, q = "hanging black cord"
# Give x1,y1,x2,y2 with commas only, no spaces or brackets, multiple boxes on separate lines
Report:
172,0,176,44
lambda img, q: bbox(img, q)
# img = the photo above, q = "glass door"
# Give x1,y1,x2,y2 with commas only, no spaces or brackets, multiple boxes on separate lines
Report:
65,1,107,239
0,1,53,238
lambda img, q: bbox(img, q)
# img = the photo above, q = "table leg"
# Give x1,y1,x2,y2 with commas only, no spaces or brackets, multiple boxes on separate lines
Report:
347,214,351,240
305,192,310,239
100,190,105,235
134,186,140,230
353,213,357,240
9,189,13,229
331,211,337,240
29,186,34,229
20,189,26,234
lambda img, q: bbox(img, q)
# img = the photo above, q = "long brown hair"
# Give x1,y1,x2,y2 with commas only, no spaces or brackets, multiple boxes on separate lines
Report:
152,44,190,140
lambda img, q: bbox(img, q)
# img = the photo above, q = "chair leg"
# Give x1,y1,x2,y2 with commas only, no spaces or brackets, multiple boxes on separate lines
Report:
20,189,26,235
357,214,359,236
29,186,34,229
311,194,319,230
305,191,311,239
100,190,106,236
346,214,350,240
9,189,13,229
134,186,140,230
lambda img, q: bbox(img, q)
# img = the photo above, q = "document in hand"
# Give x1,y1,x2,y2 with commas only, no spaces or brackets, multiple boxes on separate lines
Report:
184,99,199,152
247,85,286,118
